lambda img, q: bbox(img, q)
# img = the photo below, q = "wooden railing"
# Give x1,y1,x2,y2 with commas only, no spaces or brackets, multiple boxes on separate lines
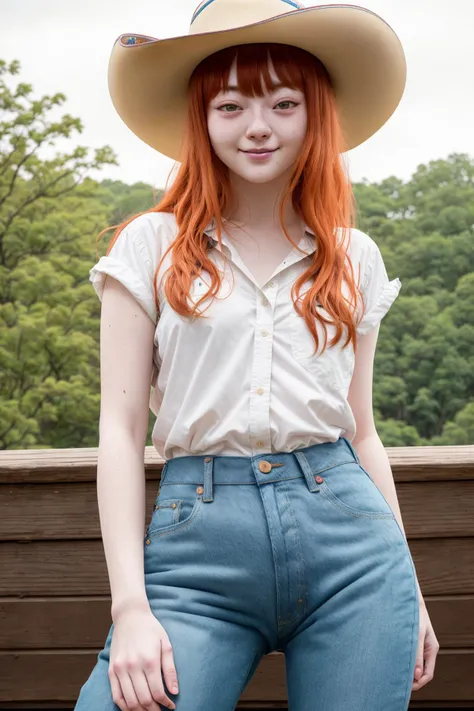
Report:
0,444,473,709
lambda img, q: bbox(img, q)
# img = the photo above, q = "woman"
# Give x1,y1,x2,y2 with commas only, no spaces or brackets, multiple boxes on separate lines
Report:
76,1,438,710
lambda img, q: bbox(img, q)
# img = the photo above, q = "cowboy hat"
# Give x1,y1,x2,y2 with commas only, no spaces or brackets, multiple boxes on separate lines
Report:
108,0,407,160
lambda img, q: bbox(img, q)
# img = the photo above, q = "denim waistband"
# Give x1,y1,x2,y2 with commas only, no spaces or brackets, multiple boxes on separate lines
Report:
160,437,361,503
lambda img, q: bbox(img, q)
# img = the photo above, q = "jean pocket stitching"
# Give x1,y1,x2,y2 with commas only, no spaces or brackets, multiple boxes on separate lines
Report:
319,480,395,519
146,498,181,538
146,496,203,541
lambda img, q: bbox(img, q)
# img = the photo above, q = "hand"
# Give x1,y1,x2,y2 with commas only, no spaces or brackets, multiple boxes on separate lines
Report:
108,607,179,710
412,600,439,691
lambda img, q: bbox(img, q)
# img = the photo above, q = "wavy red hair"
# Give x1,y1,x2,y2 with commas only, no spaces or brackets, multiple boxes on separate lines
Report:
95,42,363,357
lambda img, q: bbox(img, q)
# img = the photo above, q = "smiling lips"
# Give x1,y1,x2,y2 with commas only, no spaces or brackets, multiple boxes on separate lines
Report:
241,148,278,160
243,148,277,153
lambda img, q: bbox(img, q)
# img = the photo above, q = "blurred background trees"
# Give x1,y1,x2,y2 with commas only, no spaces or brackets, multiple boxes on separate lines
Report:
1,59,473,449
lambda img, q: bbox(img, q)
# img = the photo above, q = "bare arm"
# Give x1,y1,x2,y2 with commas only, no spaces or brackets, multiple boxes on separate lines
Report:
348,324,425,606
96,273,157,623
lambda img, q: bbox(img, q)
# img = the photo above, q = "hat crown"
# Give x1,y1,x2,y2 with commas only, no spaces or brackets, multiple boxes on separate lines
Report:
189,0,304,35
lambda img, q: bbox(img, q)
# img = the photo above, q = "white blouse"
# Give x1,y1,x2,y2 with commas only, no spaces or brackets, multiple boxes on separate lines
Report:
89,212,401,460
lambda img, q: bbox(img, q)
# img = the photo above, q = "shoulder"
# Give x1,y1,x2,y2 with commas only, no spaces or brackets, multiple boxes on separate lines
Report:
116,210,178,265
123,210,178,245
343,227,378,260
336,227,381,284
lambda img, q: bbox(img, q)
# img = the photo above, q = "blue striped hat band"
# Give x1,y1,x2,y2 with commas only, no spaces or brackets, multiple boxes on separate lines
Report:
191,0,304,25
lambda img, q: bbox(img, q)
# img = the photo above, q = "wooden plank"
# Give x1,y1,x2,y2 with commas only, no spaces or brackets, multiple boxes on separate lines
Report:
0,538,473,597
0,649,473,704
1,651,283,702
0,599,112,649
0,482,160,540
0,595,473,651
0,445,473,483
1,596,473,650
1,480,474,540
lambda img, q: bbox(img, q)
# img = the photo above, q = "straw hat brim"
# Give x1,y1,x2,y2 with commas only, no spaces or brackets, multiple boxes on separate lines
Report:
108,4,407,160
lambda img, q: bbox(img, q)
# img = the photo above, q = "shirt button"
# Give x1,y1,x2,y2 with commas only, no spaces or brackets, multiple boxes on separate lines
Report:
256,440,264,447
256,387,265,395
267,281,274,288
261,329,269,337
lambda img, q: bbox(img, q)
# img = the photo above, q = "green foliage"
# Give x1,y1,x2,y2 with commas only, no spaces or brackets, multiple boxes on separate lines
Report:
0,59,472,448
0,59,118,448
353,153,474,446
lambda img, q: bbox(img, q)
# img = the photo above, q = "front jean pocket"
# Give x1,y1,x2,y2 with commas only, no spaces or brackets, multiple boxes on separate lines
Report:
318,461,395,519
145,487,203,540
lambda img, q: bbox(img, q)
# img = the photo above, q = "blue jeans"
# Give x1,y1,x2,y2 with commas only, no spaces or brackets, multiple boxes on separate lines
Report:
74,436,419,710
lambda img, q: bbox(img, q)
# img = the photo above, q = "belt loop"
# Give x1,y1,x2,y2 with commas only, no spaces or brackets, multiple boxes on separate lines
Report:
160,460,169,485
341,436,360,465
203,456,214,503
293,450,319,492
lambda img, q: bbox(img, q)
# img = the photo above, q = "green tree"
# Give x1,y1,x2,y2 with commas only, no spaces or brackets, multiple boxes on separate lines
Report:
353,153,474,445
0,59,118,448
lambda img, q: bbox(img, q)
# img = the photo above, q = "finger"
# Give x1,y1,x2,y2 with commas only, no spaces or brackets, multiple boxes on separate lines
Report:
130,670,166,710
412,665,431,691
143,653,176,709
412,652,435,692
116,671,142,710
108,671,128,711
161,638,180,695
421,643,438,684
414,626,425,682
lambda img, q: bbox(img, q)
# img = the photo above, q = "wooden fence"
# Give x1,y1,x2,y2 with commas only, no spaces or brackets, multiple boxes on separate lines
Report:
0,444,473,709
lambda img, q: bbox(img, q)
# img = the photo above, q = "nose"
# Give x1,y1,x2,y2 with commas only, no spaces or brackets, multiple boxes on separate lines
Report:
245,107,272,140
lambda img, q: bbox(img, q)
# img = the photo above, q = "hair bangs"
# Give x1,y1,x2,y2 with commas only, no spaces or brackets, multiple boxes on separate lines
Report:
194,43,318,105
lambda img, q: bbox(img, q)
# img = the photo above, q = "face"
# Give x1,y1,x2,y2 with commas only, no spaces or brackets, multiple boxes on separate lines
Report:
207,55,307,185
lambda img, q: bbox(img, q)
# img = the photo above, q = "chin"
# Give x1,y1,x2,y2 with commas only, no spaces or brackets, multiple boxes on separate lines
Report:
244,174,282,184
228,162,286,181
244,169,288,183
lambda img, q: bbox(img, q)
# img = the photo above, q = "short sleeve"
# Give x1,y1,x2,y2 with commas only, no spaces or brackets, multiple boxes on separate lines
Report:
89,216,158,324
356,240,402,335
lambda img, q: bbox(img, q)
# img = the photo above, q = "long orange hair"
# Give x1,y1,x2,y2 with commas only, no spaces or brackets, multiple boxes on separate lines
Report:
95,42,363,357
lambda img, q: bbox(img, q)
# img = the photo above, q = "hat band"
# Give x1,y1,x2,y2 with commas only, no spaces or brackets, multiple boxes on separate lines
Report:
191,0,304,25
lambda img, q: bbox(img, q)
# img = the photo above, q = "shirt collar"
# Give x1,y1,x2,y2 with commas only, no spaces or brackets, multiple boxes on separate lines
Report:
203,218,317,255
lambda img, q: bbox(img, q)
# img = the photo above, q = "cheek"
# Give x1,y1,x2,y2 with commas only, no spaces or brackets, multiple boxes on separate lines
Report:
291,114,307,144
282,125,306,161
208,117,237,148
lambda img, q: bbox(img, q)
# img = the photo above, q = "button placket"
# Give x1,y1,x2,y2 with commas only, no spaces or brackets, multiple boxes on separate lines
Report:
258,260,310,457
249,281,277,455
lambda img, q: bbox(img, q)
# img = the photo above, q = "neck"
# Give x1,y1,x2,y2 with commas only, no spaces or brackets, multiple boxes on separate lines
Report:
225,168,303,232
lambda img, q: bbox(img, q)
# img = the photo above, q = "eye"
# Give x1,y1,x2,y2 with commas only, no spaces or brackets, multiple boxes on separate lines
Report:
217,103,240,112
275,100,298,110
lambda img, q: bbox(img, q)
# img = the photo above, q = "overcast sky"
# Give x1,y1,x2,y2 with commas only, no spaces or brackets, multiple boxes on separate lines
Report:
1,0,472,191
